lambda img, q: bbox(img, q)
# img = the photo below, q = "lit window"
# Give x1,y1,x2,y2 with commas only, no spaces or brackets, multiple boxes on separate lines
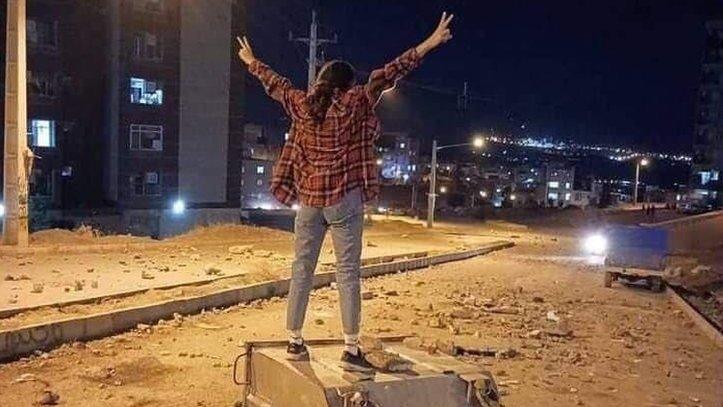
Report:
133,31,163,61
565,193,571,201
712,171,720,181
256,165,265,175
399,142,406,149
565,182,571,189
30,119,56,147
411,165,417,172
284,132,290,141
699,171,711,185
130,172,161,196
130,124,163,151
548,192,559,200
256,179,263,186
547,181,559,189
130,77,163,105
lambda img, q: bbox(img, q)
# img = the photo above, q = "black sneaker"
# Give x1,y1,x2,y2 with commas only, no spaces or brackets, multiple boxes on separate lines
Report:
340,349,374,373
286,341,309,361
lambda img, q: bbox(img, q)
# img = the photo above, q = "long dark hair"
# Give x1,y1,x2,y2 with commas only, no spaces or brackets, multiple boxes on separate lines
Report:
307,60,355,123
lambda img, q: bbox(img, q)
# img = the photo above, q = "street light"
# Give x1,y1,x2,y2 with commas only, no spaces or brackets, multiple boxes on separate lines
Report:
172,199,186,215
439,186,448,194
633,158,650,206
479,190,487,198
427,136,485,228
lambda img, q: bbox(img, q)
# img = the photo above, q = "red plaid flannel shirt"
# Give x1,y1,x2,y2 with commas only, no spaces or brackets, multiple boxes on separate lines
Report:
248,48,421,207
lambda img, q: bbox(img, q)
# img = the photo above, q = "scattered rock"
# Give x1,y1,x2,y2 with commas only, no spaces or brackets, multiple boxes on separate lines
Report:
314,319,325,325
526,329,542,339
361,291,375,300
13,373,39,383
366,350,412,372
384,290,399,297
427,317,445,329
195,322,223,330
532,296,544,303
228,245,253,255
546,310,560,322
366,241,378,247
90,280,99,289
31,283,44,294
141,271,155,280
37,390,60,405
204,265,224,276
190,254,201,261
495,348,518,359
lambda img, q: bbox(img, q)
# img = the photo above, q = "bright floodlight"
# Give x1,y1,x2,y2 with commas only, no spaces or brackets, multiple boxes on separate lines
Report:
479,190,487,198
376,158,383,165
172,199,186,215
291,204,300,211
440,186,448,194
640,158,649,166
510,194,517,201
472,137,485,148
0,203,4,217
377,206,387,213
583,234,608,256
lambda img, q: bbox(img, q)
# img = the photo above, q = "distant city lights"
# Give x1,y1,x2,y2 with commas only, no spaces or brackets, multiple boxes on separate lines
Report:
439,186,448,194
479,190,488,198
483,135,691,164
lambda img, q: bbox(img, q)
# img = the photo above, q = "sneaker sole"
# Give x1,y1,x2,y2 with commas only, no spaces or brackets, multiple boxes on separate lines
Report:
340,361,374,373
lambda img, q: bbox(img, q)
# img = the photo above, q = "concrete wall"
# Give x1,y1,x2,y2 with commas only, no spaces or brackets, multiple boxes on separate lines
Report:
178,1,232,204
652,210,723,254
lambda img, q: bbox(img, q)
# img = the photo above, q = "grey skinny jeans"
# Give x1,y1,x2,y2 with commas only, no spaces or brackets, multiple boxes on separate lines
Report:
286,188,364,336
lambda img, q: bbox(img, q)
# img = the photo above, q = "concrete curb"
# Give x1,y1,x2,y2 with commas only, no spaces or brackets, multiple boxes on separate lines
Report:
666,287,723,349
0,241,513,362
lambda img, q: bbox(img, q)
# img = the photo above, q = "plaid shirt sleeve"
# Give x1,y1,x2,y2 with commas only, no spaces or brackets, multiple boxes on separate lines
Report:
270,135,298,206
248,60,306,119
365,48,422,107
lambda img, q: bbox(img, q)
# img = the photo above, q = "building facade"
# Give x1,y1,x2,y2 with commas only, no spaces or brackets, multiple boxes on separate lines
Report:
691,20,723,208
0,2,109,229
240,124,281,209
377,132,419,185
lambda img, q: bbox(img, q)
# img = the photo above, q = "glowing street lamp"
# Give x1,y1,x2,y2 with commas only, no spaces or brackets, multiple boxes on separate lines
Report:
428,136,485,228
439,186,448,194
633,158,650,206
172,199,186,215
479,190,487,198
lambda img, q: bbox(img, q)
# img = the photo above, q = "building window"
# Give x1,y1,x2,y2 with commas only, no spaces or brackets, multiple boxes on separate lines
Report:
130,77,163,105
256,179,263,186
565,182,571,189
130,124,163,151
130,172,162,196
27,19,58,50
30,119,56,147
548,192,559,200
565,192,571,201
132,31,163,61
399,142,406,149
547,181,559,189
256,165,265,174
28,71,59,98
133,0,164,13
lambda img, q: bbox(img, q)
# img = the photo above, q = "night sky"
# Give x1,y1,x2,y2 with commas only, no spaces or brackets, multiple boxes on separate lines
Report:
243,0,721,153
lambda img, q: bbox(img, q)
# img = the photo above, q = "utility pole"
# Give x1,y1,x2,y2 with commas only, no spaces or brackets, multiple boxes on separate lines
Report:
289,10,338,91
427,140,438,228
3,0,29,246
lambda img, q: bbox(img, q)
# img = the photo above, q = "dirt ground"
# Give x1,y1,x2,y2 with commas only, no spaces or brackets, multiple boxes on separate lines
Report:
0,219,500,330
0,225,720,407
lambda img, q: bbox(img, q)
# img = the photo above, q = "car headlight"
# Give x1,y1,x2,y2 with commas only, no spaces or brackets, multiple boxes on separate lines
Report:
583,234,608,256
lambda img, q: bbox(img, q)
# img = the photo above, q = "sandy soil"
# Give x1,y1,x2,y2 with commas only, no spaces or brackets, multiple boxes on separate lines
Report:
0,229,720,407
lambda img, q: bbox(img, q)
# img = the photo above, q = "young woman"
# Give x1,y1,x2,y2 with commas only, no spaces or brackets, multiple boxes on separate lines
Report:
237,12,454,372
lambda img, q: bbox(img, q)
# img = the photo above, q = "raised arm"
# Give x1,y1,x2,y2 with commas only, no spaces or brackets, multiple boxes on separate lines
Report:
366,12,455,105
237,36,306,118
